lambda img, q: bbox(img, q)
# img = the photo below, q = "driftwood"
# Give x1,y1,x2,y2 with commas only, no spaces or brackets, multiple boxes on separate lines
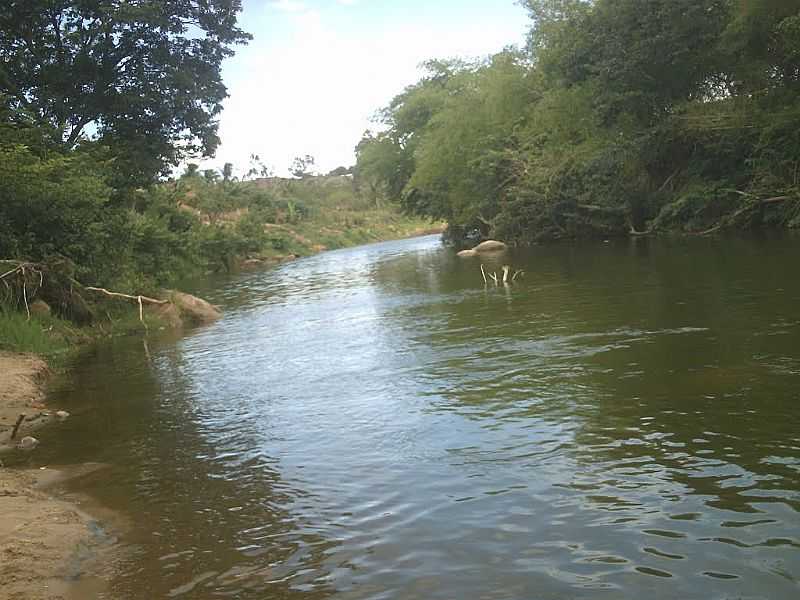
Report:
10,414,25,440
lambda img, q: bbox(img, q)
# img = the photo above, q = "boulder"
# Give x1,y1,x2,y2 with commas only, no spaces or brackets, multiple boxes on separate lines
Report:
457,249,478,258
149,302,184,328
29,299,51,318
168,291,221,325
473,240,508,253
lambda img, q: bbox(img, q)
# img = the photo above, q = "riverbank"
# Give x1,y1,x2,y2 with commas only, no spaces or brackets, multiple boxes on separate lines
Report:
0,353,115,599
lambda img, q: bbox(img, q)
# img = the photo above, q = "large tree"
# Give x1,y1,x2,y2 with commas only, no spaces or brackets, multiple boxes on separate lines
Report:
0,0,250,184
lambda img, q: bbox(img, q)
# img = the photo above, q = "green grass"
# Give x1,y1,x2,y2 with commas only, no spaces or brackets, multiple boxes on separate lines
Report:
0,309,75,356
0,300,168,361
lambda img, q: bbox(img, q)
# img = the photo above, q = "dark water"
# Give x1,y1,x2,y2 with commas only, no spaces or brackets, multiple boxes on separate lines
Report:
24,235,800,599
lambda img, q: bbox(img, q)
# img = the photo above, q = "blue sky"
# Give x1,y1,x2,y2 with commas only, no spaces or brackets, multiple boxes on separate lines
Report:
204,0,529,176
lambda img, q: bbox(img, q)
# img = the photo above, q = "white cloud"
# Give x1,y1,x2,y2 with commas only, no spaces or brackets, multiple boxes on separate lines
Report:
269,0,306,13
202,3,527,177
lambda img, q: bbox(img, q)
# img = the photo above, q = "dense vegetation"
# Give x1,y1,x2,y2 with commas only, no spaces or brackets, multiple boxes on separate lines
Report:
356,0,800,243
0,1,433,345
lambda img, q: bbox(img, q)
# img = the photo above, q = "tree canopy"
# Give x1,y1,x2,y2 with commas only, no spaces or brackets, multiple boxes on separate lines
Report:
357,0,800,242
0,0,250,184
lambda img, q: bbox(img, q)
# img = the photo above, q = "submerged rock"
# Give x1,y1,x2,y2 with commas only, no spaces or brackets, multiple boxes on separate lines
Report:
457,249,478,258
55,410,70,420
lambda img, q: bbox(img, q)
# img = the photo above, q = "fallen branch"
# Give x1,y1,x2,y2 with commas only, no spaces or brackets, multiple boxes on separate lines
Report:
10,414,25,440
85,286,168,328
84,287,168,305
480,264,488,285
696,195,796,235
629,227,652,236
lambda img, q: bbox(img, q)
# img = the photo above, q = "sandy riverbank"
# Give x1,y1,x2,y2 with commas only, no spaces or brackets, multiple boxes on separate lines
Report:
0,352,116,600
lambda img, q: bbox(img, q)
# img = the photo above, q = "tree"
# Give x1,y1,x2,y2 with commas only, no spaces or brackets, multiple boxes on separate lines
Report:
0,1,251,185
183,163,200,178
290,154,316,179
327,165,353,177
245,153,273,180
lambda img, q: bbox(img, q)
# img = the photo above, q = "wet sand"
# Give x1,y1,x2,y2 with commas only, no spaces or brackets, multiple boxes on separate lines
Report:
0,353,118,600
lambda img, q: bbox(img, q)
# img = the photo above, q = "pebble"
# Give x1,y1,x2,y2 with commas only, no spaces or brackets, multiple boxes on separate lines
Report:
17,436,39,450
55,410,70,420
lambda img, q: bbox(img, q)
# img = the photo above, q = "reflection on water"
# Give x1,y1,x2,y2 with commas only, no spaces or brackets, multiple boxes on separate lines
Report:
21,234,800,598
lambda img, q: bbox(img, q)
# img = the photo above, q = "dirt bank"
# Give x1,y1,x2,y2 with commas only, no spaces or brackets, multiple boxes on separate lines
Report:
0,353,116,600
0,352,54,449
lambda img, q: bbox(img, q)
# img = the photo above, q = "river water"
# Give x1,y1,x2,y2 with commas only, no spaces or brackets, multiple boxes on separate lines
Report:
24,234,800,599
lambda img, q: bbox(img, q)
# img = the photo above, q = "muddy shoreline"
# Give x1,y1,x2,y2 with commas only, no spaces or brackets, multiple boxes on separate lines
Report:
0,352,119,600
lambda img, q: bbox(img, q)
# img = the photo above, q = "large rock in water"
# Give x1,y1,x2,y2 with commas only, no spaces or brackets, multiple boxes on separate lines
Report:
457,249,478,258
473,240,508,253
168,291,222,324
145,302,184,328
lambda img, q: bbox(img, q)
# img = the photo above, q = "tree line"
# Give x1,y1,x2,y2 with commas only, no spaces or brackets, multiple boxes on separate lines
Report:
355,0,800,243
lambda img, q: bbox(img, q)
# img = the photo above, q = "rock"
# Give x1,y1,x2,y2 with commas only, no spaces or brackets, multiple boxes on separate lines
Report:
241,258,265,268
457,249,478,258
55,411,70,420
17,436,39,450
167,291,222,325
145,302,184,329
473,240,508,253
29,299,51,318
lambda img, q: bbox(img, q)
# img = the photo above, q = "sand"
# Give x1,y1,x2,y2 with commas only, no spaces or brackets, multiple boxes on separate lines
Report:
0,353,117,600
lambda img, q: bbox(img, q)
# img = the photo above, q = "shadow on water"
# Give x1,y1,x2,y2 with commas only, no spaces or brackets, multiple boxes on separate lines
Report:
14,234,800,599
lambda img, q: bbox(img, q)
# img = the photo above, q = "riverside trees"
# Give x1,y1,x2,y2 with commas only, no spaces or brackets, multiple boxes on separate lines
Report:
356,0,800,243
0,0,250,184
0,1,252,292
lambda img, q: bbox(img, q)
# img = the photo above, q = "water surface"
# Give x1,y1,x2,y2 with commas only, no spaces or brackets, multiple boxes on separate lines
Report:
28,235,800,598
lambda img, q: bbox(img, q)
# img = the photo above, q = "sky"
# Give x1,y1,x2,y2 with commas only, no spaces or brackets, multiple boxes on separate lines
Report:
202,0,530,177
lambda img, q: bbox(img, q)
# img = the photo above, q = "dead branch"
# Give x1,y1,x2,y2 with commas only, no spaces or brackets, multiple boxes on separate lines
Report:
85,287,168,305
85,286,167,328
0,261,44,320
629,227,651,236
480,264,487,285
696,195,796,235
10,414,25,440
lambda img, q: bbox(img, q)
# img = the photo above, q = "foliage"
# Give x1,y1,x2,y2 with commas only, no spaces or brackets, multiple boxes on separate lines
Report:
290,154,317,179
0,0,250,186
356,0,800,243
0,306,74,355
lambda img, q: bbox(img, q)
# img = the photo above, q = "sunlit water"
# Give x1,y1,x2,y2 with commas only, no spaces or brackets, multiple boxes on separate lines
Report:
19,234,800,599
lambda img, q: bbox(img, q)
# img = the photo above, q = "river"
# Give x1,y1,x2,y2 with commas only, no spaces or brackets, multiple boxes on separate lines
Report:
21,234,800,599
